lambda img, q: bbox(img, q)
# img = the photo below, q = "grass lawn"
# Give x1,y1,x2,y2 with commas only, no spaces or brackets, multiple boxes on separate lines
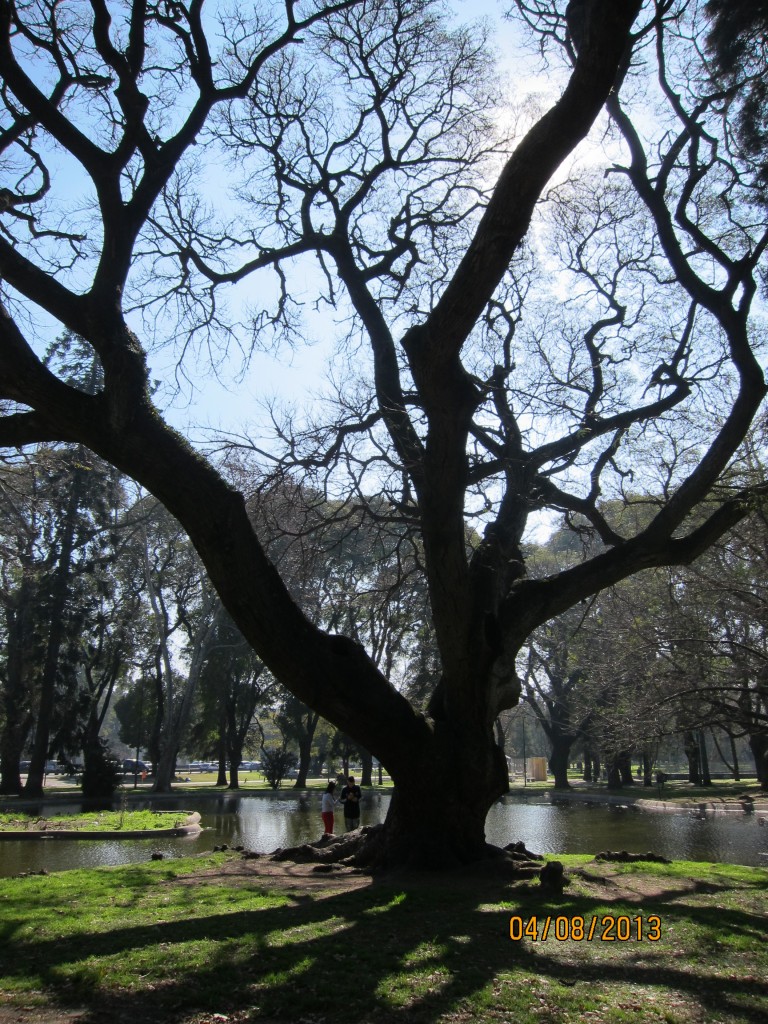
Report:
0,809,193,832
0,852,766,1024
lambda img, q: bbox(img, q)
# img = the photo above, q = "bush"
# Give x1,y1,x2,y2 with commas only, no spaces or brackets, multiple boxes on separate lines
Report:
260,746,296,790
81,741,122,799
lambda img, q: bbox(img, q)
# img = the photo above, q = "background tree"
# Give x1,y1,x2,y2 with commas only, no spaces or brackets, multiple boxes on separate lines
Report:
704,0,768,185
522,617,588,789
196,609,270,790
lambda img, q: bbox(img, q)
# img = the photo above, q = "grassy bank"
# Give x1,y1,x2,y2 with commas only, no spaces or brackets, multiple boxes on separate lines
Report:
0,809,192,832
0,852,766,1024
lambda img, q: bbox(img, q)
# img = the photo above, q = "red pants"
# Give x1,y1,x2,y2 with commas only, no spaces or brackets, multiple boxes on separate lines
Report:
322,811,334,834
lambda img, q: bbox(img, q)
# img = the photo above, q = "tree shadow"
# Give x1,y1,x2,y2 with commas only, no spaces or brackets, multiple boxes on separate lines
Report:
1,865,767,1024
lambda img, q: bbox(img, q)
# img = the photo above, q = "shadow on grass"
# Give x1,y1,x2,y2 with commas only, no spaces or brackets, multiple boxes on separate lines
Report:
1,865,767,1024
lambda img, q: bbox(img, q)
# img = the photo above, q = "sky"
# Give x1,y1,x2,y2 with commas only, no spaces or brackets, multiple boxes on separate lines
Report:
153,0,557,446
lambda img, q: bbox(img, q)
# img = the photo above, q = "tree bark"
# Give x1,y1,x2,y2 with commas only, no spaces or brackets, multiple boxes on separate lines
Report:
23,471,81,798
0,574,35,795
749,733,768,789
360,748,373,788
548,735,574,789
377,727,508,866
683,731,701,784
729,733,741,782
698,730,712,786
618,751,635,786
642,748,654,787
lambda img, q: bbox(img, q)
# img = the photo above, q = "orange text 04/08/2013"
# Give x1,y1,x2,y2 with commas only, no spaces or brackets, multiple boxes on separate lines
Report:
509,915,662,942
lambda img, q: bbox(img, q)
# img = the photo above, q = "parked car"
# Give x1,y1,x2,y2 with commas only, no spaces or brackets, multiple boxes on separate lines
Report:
122,759,149,774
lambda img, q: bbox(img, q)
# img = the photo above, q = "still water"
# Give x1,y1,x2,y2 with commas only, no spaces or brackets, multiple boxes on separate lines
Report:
1,792,766,877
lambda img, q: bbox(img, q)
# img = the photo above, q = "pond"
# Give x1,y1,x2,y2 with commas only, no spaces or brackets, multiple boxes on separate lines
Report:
1,792,766,877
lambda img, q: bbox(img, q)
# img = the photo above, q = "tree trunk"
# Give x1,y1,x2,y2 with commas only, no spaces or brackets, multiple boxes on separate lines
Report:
1,572,36,795
360,748,373,788
618,751,634,786
710,728,738,780
749,733,768,789
24,477,80,798
0,725,28,796
698,730,712,786
548,735,573,789
147,668,163,773
606,756,622,789
217,702,229,786
294,733,313,788
154,743,178,792
683,731,700,784
153,596,221,793
729,733,741,782
377,730,508,867
642,748,654,787
292,709,320,789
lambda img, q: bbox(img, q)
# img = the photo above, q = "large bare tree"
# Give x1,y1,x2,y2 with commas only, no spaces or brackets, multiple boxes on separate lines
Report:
0,0,765,865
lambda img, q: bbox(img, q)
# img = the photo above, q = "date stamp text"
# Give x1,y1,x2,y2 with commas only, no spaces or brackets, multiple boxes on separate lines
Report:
509,914,662,942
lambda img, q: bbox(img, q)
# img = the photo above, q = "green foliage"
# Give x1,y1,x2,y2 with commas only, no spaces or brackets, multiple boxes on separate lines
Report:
260,745,296,789
705,0,768,179
80,741,121,799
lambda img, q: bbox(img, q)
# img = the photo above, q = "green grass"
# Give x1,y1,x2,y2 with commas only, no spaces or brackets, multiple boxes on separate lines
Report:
0,852,766,1023
0,809,192,831
508,778,767,801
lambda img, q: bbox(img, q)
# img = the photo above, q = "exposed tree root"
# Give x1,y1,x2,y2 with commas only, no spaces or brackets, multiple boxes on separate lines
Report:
261,825,562,888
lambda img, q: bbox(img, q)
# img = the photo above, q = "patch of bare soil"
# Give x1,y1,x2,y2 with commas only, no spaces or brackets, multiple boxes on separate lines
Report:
572,862,700,901
170,852,375,897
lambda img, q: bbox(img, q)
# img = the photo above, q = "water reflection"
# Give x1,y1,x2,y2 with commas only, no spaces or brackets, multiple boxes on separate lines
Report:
0,792,765,877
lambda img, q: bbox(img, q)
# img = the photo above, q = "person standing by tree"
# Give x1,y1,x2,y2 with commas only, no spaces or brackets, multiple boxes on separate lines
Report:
341,775,362,832
321,781,337,837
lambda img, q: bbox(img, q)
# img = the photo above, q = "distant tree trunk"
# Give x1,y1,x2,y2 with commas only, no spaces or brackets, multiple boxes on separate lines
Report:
729,734,741,782
216,707,228,786
147,664,164,772
0,719,29,796
360,748,373,788
294,734,312,787
711,728,739,781
293,709,320,788
153,590,221,793
0,575,35,795
24,476,80,798
683,731,701,784
749,733,768,789
548,734,574,789
227,753,241,791
698,730,712,786
642,748,654,786
619,751,634,786
606,755,622,788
